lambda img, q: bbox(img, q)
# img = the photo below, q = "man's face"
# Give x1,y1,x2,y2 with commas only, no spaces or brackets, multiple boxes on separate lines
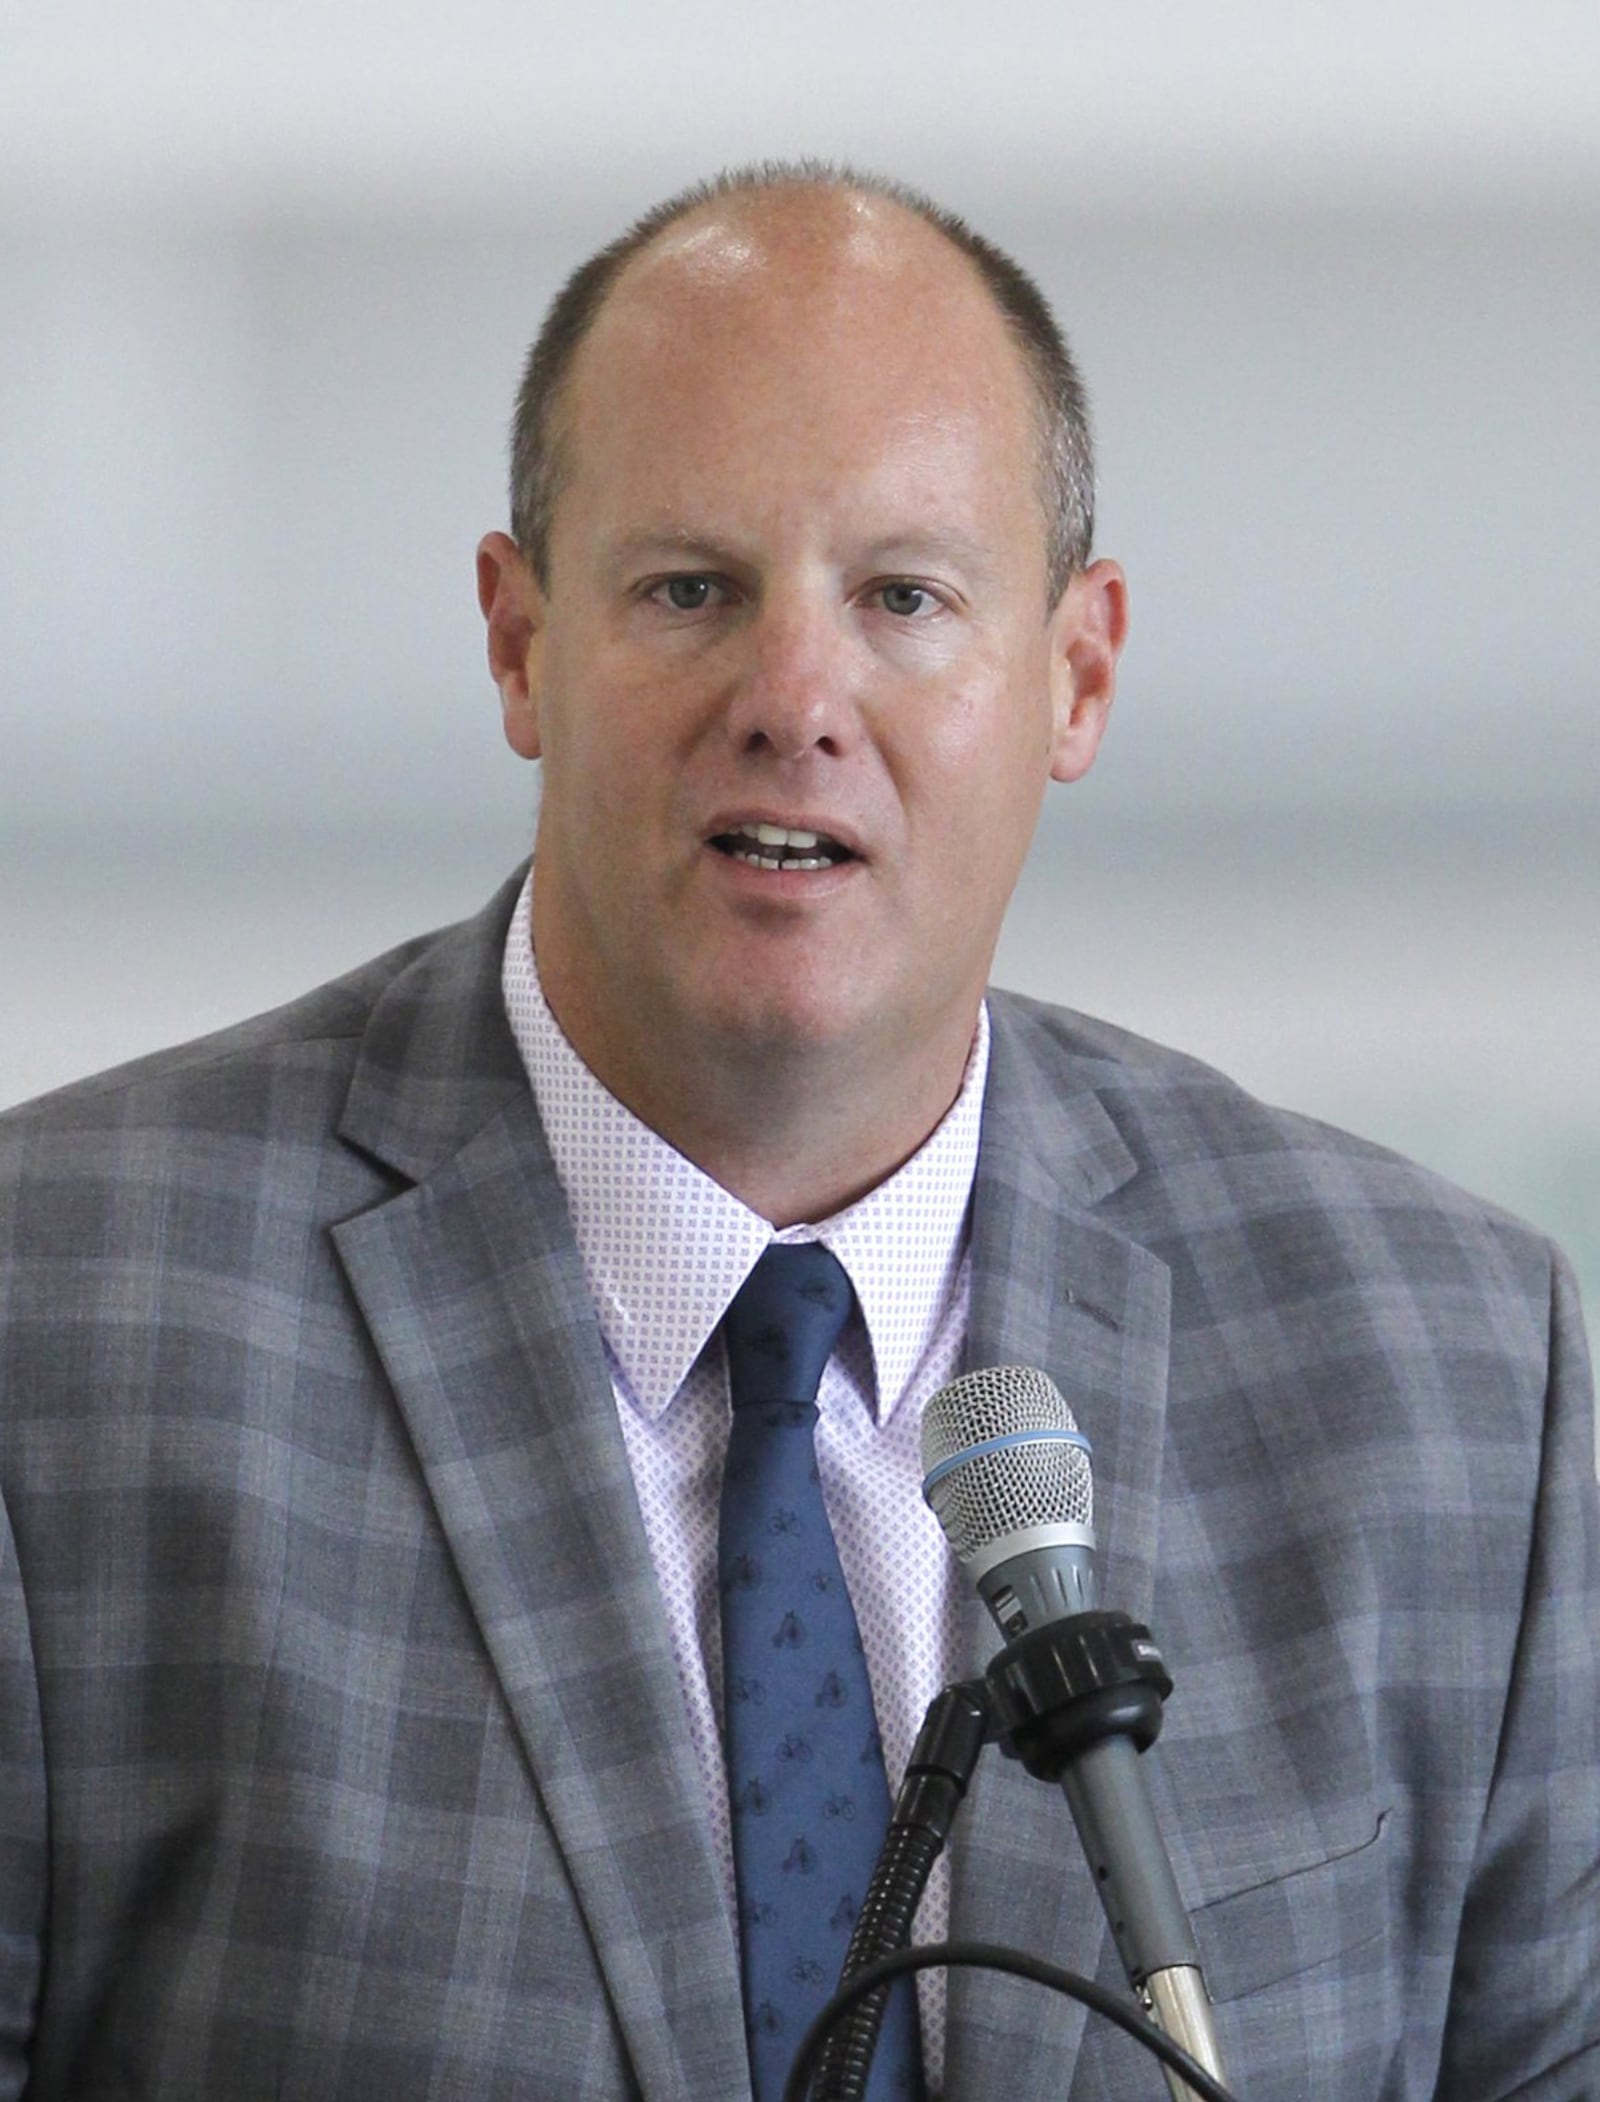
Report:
485,193,1123,1115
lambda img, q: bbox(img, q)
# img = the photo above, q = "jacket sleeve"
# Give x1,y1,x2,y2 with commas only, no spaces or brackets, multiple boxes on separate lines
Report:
1435,1247,1600,2099
0,1484,45,2097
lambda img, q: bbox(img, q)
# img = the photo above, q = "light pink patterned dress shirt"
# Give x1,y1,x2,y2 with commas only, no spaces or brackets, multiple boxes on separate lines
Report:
501,871,984,2087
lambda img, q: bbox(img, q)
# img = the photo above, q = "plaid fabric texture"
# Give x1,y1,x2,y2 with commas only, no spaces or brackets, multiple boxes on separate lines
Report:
1,869,1595,2101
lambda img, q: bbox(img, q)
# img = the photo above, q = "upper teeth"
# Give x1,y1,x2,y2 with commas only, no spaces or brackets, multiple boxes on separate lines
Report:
719,822,843,870
749,824,820,849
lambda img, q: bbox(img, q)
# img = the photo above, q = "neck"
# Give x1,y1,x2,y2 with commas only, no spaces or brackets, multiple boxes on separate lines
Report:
638,1039,975,1226
539,974,978,1227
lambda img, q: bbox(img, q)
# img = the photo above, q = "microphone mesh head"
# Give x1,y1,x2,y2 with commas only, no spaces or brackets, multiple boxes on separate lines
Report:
920,1365,1093,1566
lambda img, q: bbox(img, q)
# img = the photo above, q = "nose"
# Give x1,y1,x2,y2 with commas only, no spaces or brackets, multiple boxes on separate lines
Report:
723,599,860,761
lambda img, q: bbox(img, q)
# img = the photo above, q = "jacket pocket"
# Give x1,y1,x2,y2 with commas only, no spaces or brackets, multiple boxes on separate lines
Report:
1189,1808,1390,2004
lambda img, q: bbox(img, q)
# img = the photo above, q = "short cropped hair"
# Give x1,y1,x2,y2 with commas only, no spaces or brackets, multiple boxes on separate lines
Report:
508,160,1096,604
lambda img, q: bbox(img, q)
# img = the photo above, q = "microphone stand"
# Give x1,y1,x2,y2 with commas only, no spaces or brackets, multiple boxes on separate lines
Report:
812,1615,1225,2101
810,1681,990,2102
983,1607,1226,2102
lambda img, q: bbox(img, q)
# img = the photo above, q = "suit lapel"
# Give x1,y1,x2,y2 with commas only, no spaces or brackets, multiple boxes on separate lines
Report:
320,896,1176,2102
329,881,748,2102
942,999,1172,2102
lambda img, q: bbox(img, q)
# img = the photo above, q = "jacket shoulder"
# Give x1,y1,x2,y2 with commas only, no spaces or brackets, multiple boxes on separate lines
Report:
0,864,527,1157
0,929,433,1146
985,985,1555,1263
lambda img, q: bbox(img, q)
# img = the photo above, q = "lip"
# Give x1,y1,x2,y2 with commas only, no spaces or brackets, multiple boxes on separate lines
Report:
703,845,865,901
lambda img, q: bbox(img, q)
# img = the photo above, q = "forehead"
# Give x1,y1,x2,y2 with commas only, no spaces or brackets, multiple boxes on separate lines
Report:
556,191,1043,533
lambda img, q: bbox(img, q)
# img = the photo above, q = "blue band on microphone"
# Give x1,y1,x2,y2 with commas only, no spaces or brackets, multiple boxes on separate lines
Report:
921,1426,1092,1498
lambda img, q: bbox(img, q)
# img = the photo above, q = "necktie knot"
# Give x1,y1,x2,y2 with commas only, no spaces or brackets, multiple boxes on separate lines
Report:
723,1243,853,1412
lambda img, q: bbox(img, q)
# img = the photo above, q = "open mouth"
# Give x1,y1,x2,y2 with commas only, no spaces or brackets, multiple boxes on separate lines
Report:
710,823,856,872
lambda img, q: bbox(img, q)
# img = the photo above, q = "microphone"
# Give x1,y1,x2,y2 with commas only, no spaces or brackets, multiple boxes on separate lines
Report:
922,1366,1226,2102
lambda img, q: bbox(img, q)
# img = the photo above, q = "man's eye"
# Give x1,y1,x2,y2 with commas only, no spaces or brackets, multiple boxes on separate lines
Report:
878,581,934,618
657,575,717,611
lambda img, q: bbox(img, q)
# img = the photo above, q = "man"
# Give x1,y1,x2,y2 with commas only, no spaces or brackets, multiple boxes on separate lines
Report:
0,164,1595,2100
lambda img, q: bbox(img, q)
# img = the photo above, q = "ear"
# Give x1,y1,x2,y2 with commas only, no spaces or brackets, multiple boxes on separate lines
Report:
476,530,546,760
1046,558,1128,784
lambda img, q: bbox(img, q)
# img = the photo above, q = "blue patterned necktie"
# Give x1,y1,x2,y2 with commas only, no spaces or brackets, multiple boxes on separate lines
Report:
718,1242,921,2101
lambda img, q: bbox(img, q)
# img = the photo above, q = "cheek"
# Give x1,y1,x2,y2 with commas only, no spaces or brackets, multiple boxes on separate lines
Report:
537,637,632,776
531,684,624,849
552,620,714,755
538,680,705,874
909,668,1055,817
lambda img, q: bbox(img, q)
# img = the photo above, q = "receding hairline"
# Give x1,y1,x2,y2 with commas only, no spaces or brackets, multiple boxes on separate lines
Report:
509,161,1097,597
594,178,994,306
563,184,1039,432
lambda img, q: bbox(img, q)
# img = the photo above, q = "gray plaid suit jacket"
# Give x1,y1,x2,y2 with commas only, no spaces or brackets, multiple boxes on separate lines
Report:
1,870,1596,2100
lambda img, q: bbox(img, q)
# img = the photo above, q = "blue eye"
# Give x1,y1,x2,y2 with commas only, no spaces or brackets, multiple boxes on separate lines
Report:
663,576,714,610
880,582,931,617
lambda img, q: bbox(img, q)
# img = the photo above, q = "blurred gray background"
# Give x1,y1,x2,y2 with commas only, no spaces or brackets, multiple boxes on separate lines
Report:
2,2,1596,1370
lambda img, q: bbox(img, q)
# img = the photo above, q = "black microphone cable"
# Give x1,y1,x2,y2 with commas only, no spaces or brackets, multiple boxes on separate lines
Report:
783,1941,1241,2102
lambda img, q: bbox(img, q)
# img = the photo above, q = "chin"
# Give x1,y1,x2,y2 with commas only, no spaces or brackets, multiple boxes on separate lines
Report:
699,978,867,1062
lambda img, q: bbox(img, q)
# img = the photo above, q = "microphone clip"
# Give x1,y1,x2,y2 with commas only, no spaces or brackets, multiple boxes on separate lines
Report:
983,1608,1174,1782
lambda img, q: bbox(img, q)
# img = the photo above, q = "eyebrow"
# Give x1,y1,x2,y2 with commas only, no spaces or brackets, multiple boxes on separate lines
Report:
857,531,1001,580
601,527,741,574
599,525,1003,583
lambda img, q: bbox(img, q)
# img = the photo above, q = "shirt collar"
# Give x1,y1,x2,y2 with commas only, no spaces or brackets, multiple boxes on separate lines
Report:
501,871,986,1422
